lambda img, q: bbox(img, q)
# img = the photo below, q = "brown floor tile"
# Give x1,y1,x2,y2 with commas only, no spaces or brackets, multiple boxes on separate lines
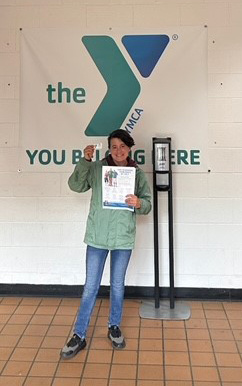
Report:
192,366,220,382
96,307,109,317
110,380,136,386
163,321,185,329
0,360,6,372
93,326,108,338
0,334,20,347
20,298,42,306
60,298,81,306
110,364,137,379
141,319,162,328
96,316,109,326
204,310,227,320
165,352,190,366
190,310,205,319
23,325,49,336
229,319,242,329
83,363,110,378
40,298,62,306
190,352,216,366
23,377,53,386
123,327,139,339
1,297,22,305
1,324,26,335
35,348,61,362
51,315,75,326
0,314,10,324
139,338,163,351
203,302,224,310
233,329,242,340
166,382,192,386
80,379,108,386
14,305,38,315
46,325,71,337
185,319,207,329
8,314,32,324
163,328,186,340
186,329,210,340
2,360,32,376
209,329,234,341
55,362,84,377
207,319,230,329
122,308,139,317
112,350,137,364
28,362,58,377
193,382,221,386
0,376,25,385
140,327,162,339
223,302,242,310
219,367,242,382
121,316,140,327
164,339,188,352
0,305,18,314
10,347,38,361
17,336,43,348
123,299,141,308
87,349,113,363
35,306,58,315
89,337,113,350
165,366,192,381
125,338,139,350
215,352,242,367
30,315,54,325
138,364,164,380
226,310,242,320
137,381,165,386
56,306,78,316
187,301,203,309
212,340,238,353
52,379,80,386
139,351,163,365
41,336,66,349
0,347,13,360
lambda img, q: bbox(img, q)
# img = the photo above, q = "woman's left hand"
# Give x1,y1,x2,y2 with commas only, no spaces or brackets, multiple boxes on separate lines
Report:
125,194,141,209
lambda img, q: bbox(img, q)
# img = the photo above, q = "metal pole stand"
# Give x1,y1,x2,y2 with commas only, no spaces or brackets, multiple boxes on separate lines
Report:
139,138,191,321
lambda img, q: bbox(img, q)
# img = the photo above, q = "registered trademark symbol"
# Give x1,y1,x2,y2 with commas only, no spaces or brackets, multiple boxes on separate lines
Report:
172,34,178,40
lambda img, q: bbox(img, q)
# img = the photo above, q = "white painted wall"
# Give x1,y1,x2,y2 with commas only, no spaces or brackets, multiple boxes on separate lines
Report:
0,0,242,289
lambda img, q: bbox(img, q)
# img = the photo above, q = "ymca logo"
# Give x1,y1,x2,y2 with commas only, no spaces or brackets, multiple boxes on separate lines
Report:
82,35,170,137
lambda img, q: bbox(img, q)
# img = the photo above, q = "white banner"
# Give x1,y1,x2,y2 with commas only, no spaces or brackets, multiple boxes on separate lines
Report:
20,27,207,172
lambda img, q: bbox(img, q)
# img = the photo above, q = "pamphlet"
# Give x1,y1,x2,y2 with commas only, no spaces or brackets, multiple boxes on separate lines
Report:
102,166,136,211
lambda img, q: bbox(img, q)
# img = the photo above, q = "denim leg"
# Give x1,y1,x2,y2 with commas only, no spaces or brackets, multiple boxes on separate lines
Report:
74,245,109,338
109,249,132,327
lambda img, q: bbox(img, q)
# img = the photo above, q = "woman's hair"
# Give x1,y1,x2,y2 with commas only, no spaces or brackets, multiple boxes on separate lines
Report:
108,129,135,149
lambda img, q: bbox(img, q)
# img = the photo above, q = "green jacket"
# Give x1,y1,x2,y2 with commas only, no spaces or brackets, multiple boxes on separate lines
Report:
68,157,152,250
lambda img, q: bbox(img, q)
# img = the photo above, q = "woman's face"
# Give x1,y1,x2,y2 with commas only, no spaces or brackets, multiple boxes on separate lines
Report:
110,138,130,166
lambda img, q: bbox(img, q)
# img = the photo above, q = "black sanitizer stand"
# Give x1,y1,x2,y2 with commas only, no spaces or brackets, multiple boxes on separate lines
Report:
139,137,191,320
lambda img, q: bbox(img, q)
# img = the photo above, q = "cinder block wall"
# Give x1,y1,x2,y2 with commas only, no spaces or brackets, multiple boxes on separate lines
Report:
0,0,242,291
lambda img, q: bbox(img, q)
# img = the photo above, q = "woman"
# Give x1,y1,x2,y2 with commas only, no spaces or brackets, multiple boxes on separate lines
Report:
61,129,151,359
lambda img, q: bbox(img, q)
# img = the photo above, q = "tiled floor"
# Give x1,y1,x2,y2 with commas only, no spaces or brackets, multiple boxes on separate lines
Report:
0,297,241,386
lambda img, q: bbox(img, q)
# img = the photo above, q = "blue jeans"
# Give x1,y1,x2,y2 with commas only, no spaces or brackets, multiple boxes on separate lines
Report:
74,245,132,338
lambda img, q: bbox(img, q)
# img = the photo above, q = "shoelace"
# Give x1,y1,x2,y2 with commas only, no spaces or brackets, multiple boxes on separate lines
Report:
110,326,121,338
68,334,81,346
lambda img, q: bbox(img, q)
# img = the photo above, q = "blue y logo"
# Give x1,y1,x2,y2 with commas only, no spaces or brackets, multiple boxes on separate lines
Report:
82,35,170,136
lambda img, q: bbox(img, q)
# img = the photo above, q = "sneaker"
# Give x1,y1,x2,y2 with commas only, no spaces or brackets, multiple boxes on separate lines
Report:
60,334,86,360
108,325,126,349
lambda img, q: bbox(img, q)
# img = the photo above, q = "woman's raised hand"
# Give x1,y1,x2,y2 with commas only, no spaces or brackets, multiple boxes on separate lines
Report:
84,145,95,161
